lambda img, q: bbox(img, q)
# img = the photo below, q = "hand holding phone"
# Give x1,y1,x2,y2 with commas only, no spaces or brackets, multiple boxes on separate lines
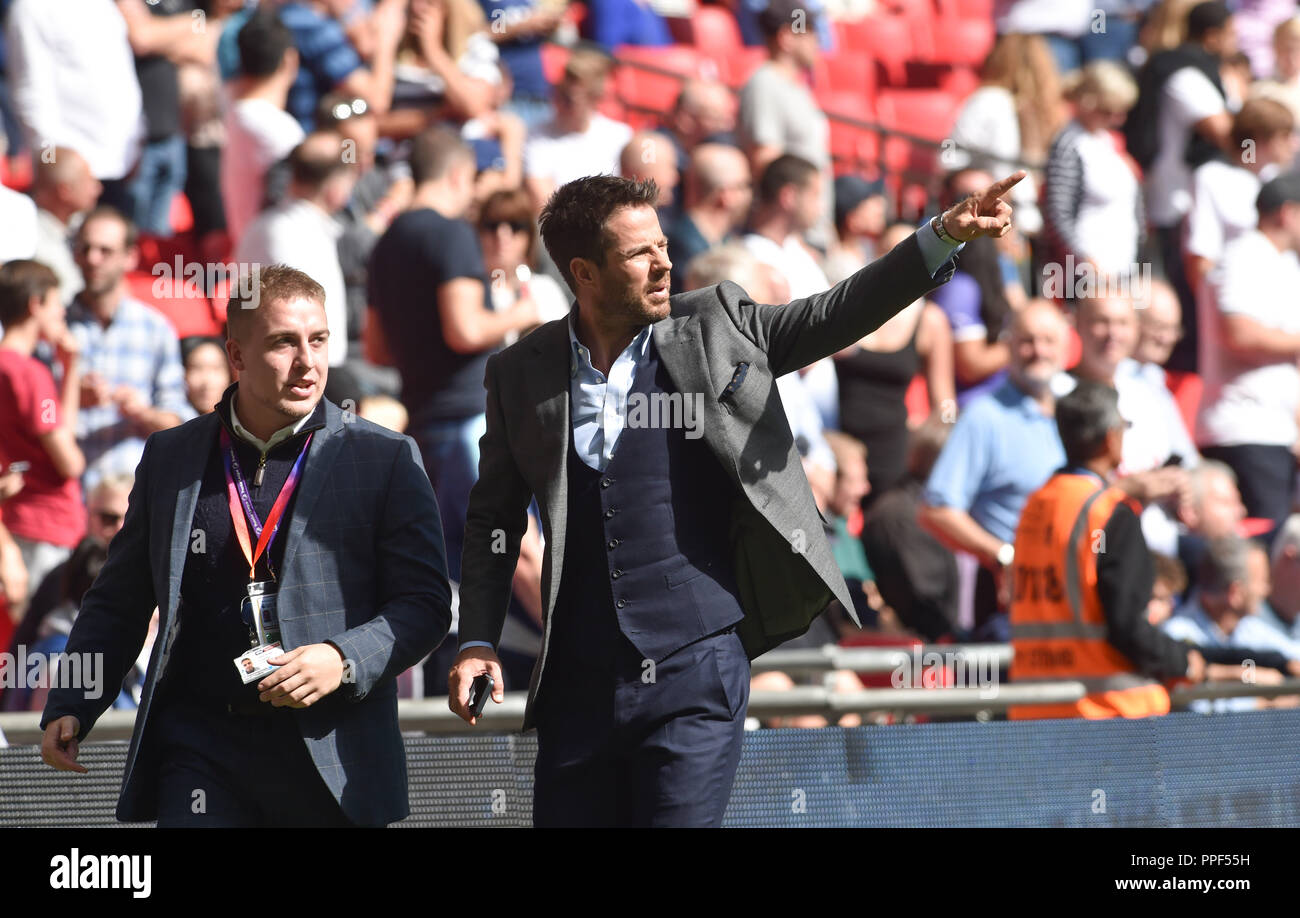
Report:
467,673,495,718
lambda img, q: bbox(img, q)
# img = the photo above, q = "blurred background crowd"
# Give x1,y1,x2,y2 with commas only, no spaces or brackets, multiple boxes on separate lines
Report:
4,0,1300,722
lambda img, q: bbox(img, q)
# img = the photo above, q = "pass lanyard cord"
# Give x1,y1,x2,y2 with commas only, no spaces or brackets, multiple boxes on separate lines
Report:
220,426,313,581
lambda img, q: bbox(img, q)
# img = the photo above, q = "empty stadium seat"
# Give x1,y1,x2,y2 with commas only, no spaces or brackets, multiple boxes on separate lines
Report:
614,44,715,117
125,269,224,339
691,4,743,54
834,16,914,85
930,16,995,68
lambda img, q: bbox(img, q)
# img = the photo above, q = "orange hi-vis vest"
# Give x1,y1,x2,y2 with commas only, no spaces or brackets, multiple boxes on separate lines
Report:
1008,472,1171,720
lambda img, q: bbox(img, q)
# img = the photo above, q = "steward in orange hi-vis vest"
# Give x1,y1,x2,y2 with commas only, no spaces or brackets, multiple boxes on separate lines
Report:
1008,471,1172,719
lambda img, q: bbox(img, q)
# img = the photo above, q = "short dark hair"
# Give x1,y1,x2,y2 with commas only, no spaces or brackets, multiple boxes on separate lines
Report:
757,153,818,206
409,125,474,186
78,205,138,250
0,259,60,326
538,175,660,292
288,134,352,189
237,8,293,79
758,0,817,40
478,187,540,264
225,263,326,342
181,334,228,365
1055,380,1124,466
1187,1,1232,43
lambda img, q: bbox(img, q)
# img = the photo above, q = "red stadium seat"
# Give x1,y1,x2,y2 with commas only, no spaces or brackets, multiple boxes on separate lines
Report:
818,53,875,100
1164,370,1203,440
614,45,717,117
937,0,993,18
691,4,743,54
169,192,194,235
875,88,960,143
125,269,224,339
905,373,930,425
931,16,996,68
835,16,914,85
540,43,570,87
719,46,768,88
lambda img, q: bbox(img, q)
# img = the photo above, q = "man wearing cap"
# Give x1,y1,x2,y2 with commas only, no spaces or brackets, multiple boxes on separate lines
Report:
1198,171,1300,533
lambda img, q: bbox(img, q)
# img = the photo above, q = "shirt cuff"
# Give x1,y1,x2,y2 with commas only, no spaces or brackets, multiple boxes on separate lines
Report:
458,640,496,652
916,216,964,278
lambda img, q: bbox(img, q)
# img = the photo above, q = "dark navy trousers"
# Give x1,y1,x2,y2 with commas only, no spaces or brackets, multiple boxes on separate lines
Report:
151,699,351,827
531,627,750,828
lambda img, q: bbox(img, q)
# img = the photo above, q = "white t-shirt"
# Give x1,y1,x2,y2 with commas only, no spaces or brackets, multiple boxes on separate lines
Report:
5,0,144,181
235,199,348,367
1147,67,1227,227
1185,160,1268,263
1199,230,1300,447
742,232,830,301
1072,128,1140,275
523,113,633,188
0,185,37,263
222,97,306,248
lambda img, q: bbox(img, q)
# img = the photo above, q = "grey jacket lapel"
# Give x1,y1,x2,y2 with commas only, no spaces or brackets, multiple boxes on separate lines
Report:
279,399,345,578
528,320,571,615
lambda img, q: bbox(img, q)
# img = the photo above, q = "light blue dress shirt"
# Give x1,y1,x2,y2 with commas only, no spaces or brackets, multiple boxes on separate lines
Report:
923,377,1066,544
1161,600,1300,712
460,222,960,650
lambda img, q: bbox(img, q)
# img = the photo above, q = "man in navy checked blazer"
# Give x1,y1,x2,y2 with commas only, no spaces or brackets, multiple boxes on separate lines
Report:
41,264,452,827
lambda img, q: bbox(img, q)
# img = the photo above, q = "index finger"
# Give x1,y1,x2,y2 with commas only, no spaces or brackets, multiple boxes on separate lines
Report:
981,170,1027,202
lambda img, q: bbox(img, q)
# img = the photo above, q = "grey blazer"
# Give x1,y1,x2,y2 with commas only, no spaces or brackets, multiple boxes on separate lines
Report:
41,397,453,826
459,232,954,730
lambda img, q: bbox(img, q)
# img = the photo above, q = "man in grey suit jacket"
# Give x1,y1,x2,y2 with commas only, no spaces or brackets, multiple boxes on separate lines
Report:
40,264,452,827
449,170,1023,826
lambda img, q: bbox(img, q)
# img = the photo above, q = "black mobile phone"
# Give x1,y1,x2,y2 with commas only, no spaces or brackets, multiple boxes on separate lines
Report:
1162,454,1184,468
468,673,494,718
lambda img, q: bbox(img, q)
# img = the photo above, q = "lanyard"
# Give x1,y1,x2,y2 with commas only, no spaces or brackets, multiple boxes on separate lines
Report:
220,426,313,581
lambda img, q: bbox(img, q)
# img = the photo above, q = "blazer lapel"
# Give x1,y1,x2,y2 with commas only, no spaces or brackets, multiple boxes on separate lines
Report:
165,414,216,623
278,399,345,579
529,320,571,614
653,315,742,488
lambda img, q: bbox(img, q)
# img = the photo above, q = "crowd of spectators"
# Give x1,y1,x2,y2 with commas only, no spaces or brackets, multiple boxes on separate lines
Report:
5,0,1300,719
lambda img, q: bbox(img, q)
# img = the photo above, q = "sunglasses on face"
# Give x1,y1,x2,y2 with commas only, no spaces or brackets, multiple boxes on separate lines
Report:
480,220,530,235
94,510,123,527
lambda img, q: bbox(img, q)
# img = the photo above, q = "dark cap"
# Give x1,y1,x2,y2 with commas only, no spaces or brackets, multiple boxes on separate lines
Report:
834,174,886,227
758,0,818,39
1255,171,1300,217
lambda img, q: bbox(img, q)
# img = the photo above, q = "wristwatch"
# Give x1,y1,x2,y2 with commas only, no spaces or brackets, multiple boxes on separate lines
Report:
996,542,1015,567
930,213,961,246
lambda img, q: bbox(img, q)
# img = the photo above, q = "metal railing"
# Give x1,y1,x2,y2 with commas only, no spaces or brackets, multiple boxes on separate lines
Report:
5,670,1298,745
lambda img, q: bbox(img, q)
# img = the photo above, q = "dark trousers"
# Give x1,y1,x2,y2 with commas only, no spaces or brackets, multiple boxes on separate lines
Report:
1155,222,1199,373
152,699,351,827
1201,444,1296,534
532,627,749,827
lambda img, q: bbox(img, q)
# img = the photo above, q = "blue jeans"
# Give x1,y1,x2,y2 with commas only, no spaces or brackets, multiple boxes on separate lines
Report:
411,412,486,583
128,133,188,235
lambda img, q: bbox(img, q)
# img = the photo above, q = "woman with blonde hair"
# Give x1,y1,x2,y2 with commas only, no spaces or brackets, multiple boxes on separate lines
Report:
1043,60,1144,279
948,33,1066,237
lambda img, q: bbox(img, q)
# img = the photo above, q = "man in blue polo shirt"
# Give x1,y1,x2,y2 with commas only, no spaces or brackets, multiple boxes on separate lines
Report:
920,300,1069,639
